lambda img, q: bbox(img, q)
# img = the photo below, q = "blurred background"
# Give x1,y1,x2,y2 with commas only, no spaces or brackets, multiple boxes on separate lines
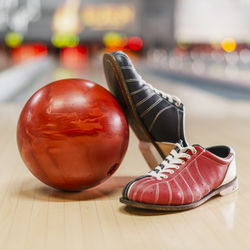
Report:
1,0,250,102
0,0,250,147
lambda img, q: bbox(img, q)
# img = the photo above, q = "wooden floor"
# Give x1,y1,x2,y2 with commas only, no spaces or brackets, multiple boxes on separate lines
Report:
0,75,250,250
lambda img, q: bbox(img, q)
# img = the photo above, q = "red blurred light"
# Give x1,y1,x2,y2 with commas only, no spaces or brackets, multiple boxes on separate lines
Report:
11,43,47,64
33,44,48,55
60,45,88,69
128,36,143,51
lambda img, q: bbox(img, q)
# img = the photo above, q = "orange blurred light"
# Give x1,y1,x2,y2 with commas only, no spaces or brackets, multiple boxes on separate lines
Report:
127,36,143,51
221,38,236,52
103,32,127,51
60,45,88,69
81,4,135,30
52,0,82,34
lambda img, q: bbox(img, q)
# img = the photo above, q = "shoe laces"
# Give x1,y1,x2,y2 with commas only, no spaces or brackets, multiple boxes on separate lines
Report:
138,75,182,106
148,143,197,180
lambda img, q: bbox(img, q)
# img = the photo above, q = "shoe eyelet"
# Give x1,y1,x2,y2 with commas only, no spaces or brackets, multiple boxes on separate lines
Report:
176,166,180,169
187,155,191,160
181,160,185,165
170,170,174,174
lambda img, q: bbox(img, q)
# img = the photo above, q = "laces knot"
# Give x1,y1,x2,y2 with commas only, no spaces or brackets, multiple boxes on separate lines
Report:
148,143,197,180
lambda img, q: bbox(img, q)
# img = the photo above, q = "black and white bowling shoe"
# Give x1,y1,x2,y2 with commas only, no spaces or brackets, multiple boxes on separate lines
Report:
103,51,187,169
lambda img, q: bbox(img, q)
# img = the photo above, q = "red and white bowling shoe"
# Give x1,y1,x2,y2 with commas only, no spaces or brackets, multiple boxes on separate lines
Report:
120,142,238,211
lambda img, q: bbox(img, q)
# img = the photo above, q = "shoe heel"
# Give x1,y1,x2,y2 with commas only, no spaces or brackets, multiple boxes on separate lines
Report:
219,178,238,196
138,141,163,170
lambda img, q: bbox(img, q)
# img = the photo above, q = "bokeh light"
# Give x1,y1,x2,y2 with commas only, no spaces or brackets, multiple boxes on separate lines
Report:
11,44,47,64
81,4,135,30
52,0,81,34
5,32,23,48
127,36,143,51
60,45,88,69
103,32,128,50
51,33,79,48
221,38,237,52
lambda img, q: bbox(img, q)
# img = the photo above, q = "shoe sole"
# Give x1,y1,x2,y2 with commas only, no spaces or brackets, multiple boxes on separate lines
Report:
103,53,174,168
120,177,238,211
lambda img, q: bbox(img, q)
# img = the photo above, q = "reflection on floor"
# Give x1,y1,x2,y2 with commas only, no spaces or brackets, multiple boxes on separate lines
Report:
0,61,249,250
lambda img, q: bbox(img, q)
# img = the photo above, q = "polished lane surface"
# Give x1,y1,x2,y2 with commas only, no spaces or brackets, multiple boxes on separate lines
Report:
0,59,249,250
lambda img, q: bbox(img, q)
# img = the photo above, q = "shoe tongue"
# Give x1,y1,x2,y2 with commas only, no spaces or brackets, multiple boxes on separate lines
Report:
178,139,184,147
174,139,184,153
192,144,204,149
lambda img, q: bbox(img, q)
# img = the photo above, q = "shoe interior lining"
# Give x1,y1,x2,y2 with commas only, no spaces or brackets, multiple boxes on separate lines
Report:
206,146,231,158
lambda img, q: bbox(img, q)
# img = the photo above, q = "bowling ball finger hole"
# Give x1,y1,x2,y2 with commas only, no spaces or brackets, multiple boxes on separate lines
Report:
107,163,119,176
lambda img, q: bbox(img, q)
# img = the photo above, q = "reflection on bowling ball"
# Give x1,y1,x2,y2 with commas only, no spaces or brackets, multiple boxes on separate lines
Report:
17,79,129,191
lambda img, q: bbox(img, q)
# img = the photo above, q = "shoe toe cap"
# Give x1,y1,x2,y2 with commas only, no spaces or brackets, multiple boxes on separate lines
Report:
112,51,133,67
124,177,162,204
122,175,151,199
124,179,185,206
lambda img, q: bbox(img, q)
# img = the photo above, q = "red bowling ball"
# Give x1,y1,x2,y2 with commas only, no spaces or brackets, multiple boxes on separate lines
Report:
17,79,129,191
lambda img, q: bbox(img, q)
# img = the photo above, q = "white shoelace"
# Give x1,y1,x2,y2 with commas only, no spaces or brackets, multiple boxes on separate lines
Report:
148,143,197,180
138,75,182,106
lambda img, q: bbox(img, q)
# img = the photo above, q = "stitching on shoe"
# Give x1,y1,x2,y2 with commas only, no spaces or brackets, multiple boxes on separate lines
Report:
130,85,148,95
140,98,162,117
135,92,155,107
194,160,211,193
148,106,173,132
180,174,194,203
